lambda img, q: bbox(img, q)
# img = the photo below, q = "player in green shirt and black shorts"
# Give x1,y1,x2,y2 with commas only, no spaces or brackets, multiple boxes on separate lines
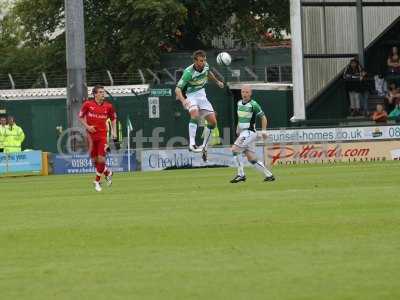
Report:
175,50,224,161
230,85,275,183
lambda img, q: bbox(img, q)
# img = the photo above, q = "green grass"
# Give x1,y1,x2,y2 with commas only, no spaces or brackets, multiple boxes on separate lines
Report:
1,162,400,299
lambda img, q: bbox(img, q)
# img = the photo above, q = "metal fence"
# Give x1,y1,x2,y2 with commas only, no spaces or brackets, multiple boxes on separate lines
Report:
0,65,292,90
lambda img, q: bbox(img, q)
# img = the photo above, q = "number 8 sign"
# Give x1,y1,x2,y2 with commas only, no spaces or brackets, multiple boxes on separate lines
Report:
148,97,160,119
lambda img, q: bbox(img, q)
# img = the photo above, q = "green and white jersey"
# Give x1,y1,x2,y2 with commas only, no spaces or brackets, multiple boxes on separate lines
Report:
237,99,265,131
176,63,209,94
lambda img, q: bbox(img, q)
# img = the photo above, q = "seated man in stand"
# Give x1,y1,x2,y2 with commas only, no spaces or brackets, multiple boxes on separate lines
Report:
371,104,388,123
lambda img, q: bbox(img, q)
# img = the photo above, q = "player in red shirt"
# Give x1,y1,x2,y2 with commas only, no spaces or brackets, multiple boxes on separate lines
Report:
79,85,117,192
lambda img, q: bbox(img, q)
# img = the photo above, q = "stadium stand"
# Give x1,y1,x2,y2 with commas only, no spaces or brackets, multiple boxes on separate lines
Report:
298,1,400,124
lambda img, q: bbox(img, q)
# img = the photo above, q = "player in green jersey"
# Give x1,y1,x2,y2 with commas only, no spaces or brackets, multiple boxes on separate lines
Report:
175,50,224,161
230,85,275,183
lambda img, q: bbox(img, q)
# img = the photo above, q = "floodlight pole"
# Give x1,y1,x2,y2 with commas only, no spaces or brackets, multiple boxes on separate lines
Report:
65,0,87,129
289,0,306,121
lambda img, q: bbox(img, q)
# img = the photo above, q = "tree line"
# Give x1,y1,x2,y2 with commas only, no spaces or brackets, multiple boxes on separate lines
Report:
0,0,289,79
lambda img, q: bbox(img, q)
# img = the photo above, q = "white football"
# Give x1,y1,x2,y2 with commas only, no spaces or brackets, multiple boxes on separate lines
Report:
216,52,232,66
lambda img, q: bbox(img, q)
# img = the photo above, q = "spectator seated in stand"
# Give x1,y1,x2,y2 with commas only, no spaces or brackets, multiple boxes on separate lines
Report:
387,46,400,75
388,98,400,122
388,105,400,121
371,104,388,123
384,82,400,113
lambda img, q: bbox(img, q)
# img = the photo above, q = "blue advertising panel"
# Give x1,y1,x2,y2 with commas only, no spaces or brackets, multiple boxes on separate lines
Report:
53,151,136,174
0,151,42,175
140,146,264,171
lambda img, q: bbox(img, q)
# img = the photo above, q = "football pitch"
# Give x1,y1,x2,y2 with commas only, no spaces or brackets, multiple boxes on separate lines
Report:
1,162,399,299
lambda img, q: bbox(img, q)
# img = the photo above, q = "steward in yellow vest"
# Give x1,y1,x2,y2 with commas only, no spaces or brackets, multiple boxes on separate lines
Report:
4,116,25,153
0,116,7,152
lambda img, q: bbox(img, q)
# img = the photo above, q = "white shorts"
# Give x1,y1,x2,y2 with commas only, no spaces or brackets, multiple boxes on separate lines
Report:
234,130,257,153
187,89,214,117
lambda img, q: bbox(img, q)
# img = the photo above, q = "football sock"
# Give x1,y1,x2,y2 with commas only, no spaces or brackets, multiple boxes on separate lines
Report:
202,124,214,149
189,119,198,146
104,166,110,176
250,160,273,177
95,161,105,182
233,153,245,177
